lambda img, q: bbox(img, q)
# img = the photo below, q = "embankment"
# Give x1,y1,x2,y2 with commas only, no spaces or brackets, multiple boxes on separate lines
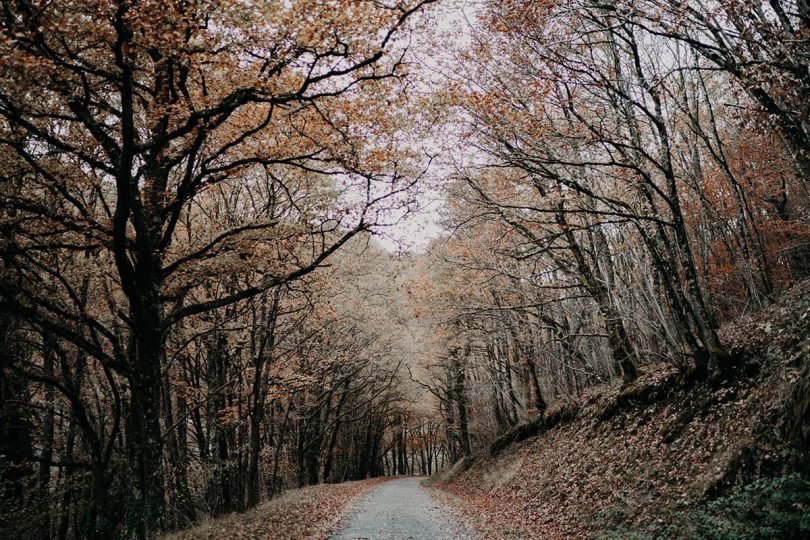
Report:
431,281,810,539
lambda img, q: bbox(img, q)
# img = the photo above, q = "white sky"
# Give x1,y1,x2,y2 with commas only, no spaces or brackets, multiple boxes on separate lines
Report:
372,1,478,254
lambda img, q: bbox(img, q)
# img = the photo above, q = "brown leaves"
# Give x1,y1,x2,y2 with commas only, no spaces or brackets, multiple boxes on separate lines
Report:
432,342,804,539
160,478,391,540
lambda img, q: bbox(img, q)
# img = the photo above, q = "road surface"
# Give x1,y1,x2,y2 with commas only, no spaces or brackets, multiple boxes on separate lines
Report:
330,477,475,539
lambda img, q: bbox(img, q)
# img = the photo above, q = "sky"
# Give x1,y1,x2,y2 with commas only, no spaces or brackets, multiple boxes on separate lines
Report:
372,1,478,254
373,190,446,253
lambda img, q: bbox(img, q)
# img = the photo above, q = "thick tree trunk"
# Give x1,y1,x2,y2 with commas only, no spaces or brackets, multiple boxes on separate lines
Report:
206,332,236,516
162,371,194,528
0,316,34,510
127,341,166,537
525,353,547,415
269,401,292,497
246,380,264,506
56,420,76,540
322,381,350,483
305,401,323,486
247,288,280,507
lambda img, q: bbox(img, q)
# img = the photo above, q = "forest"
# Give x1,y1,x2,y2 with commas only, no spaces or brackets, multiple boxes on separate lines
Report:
1,1,809,539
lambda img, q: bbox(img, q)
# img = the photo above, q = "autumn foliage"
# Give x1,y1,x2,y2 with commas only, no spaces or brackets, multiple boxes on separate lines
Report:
1,0,810,539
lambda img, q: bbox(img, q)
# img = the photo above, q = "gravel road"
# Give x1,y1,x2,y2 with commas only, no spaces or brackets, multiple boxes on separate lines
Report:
330,477,475,540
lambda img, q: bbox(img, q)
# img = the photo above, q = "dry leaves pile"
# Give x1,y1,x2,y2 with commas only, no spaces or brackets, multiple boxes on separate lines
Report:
162,478,390,540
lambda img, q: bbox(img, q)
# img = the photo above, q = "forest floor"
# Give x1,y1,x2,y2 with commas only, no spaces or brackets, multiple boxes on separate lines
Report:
160,478,392,539
160,476,476,539
431,279,810,539
331,477,475,539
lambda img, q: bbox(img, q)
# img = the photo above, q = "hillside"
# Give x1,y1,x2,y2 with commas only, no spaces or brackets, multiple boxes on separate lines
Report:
431,280,810,539
3,2,810,539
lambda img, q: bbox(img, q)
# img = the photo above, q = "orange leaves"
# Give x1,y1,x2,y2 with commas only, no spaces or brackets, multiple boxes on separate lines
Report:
691,120,810,309
484,0,555,37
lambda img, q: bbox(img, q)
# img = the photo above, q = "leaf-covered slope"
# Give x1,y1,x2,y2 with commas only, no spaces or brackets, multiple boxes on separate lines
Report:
432,280,810,539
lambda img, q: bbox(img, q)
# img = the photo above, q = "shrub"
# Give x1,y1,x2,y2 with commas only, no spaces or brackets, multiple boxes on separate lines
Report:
599,474,810,539
678,474,810,540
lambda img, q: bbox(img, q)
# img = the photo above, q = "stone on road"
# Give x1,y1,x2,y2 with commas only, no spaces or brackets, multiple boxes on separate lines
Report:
330,477,475,540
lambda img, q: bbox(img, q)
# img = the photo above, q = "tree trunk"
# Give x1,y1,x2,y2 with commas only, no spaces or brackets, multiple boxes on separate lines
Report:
38,334,55,539
452,351,472,458
556,207,638,383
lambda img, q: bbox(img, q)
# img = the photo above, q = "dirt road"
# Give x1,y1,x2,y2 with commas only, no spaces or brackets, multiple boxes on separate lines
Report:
330,477,475,540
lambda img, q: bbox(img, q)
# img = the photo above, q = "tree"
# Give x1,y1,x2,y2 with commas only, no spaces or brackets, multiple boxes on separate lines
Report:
623,0,810,198
404,0,810,464
0,1,434,536
443,0,752,377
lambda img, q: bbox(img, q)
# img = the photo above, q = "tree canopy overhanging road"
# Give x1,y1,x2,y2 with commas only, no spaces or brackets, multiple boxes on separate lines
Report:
1,1,810,539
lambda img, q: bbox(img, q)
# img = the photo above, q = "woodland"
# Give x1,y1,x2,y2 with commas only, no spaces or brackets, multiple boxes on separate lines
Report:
1,0,809,539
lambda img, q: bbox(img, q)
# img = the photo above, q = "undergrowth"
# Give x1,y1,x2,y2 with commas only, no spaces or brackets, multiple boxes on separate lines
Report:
599,474,810,540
